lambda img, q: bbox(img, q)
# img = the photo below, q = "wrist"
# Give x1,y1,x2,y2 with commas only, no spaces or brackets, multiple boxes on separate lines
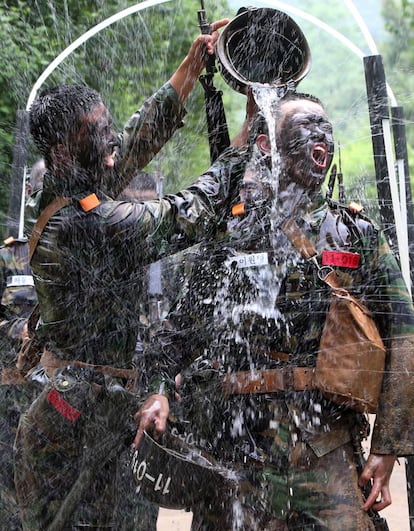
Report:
149,374,176,399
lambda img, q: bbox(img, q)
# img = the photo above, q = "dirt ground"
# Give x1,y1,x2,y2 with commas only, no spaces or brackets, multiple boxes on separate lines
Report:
157,455,411,530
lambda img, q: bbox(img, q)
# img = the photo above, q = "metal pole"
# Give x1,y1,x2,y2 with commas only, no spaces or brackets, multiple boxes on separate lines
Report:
7,110,29,238
391,106,414,285
365,57,414,529
363,55,398,251
391,107,414,530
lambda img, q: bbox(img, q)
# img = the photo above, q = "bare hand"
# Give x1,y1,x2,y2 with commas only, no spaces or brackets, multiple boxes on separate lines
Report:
132,394,169,449
205,19,230,55
21,322,29,341
187,18,230,67
170,18,229,101
359,453,396,512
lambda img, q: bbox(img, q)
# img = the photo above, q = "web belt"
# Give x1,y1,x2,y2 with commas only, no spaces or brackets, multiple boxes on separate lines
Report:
223,367,315,395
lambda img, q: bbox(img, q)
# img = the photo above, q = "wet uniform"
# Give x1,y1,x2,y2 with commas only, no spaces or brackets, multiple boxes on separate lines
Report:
0,237,40,530
14,81,244,531
139,197,414,530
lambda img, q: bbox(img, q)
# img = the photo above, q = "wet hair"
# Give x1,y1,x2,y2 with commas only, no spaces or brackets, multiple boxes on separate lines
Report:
279,91,323,108
128,172,157,193
29,84,102,161
249,91,325,141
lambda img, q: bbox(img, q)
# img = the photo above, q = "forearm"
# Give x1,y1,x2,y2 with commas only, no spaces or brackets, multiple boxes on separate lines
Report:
132,147,246,252
371,336,414,455
169,49,205,104
369,237,414,455
107,83,186,197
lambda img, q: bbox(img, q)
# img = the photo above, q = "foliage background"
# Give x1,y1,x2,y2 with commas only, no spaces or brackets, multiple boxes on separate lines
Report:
0,0,413,237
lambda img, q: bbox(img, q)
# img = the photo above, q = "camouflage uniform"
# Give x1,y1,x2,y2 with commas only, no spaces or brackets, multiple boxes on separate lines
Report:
14,79,245,531
0,237,40,530
138,196,414,530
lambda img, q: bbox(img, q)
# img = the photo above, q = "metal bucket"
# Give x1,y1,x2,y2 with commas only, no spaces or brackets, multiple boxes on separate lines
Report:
131,431,239,510
216,7,311,94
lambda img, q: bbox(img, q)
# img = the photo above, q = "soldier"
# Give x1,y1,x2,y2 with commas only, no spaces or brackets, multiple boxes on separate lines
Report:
134,92,414,530
12,19,252,531
0,159,46,529
117,171,159,202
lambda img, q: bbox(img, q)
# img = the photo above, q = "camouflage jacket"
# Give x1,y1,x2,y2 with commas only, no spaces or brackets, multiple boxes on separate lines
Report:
0,238,37,367
25,80,246,369
140,198,414,456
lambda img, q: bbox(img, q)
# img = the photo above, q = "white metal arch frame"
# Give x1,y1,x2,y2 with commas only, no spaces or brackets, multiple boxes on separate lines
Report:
19,0,170,238
22,0,409,292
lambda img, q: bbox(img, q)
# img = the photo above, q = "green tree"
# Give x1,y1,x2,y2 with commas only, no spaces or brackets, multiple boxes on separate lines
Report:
381,0,414,159
0,0,123,235
0,0,231,235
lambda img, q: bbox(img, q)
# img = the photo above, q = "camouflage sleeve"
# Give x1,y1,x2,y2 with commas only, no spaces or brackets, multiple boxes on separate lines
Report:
104,82,187,198
0,314,26,344
132,146,247,258
370,233,414,455
133,149,248,398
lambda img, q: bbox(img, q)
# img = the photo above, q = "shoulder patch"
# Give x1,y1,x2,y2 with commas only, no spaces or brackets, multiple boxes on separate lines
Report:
79,193,100,212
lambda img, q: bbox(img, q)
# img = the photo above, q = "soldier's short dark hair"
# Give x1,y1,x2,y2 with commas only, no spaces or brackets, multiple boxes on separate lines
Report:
117,172,159,201
248,91,325,145
29,84,102,160
128,172,157,193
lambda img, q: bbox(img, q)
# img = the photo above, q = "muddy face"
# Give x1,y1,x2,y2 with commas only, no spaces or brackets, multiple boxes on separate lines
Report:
74,103,119,178
239,167,271,206
277,99,334,193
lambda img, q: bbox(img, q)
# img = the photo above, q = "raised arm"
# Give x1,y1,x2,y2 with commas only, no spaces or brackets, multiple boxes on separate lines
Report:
169,19,229,103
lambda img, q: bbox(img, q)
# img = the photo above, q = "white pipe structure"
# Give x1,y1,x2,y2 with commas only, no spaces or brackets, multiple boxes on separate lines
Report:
25,0,170,111
18,0,170,238
344,0,410,294
260,0,411,293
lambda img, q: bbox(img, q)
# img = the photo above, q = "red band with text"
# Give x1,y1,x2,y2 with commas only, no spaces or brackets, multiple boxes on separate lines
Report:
322,250,360,269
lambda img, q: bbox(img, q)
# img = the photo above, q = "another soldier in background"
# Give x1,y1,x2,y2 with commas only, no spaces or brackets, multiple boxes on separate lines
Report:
117,171,159,202
0,159,45,529
0,159,45,345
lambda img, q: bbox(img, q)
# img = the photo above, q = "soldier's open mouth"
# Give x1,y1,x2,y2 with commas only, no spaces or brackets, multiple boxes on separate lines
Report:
311,143,328,169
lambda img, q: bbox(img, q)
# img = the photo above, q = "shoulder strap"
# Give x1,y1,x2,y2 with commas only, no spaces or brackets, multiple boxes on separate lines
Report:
29,196,70,262
281,218,345,291
281,218,318,260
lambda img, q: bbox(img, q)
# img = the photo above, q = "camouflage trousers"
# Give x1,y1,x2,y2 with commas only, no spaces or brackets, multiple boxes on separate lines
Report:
0,382,40,530
190,435,376,531
114,448,159,531
171,396,376,531
14,366,155,530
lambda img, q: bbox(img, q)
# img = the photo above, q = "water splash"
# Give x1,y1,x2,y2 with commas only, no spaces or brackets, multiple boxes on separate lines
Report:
251,85,282,200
